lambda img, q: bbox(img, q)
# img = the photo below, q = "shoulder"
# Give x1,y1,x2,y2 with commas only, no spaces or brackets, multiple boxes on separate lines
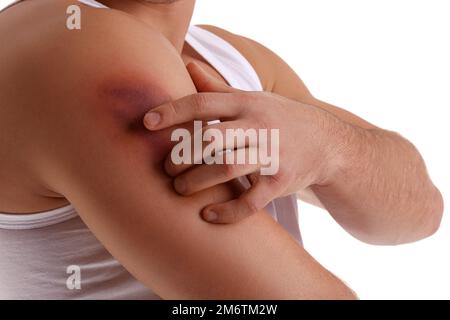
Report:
0,0,175,82
0,0,192,189
1,0,179,78
195,25,277,90
196,24,312,99
0,1,160,130
0,0,183,125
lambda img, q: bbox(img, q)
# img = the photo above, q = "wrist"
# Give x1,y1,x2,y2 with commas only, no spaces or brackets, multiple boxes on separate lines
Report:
313,111,365,187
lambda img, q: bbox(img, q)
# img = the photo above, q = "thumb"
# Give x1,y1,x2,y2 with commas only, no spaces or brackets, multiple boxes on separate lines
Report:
187,62,241,93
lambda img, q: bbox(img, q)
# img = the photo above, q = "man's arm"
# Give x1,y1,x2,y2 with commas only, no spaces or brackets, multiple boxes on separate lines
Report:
198,25,444,245
20,8,355,299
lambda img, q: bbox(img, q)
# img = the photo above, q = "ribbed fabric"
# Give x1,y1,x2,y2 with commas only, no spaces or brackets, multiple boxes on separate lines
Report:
0,205,77,230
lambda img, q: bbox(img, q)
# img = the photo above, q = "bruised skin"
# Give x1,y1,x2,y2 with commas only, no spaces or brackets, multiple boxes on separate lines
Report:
97,74,197,164
1,0,234,209
0,0,198,211
94,73,248,207
98,74,171,161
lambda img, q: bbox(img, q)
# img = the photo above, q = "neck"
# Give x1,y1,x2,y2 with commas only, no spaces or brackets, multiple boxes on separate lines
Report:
99,0,195,53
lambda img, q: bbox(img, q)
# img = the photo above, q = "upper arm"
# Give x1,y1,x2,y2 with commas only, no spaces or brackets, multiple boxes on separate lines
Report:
21,10,352,299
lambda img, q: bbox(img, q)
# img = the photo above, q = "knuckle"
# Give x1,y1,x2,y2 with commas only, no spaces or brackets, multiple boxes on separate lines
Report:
267,173,284,187
167,100,179,116
266,172,289,195
255,92,273,105
262,91,273,97
191,94,209,113
256,117,269,130
247,173,260,186
239,92,258,105
242,196,259,215
222,164,236,179
259,91,273,100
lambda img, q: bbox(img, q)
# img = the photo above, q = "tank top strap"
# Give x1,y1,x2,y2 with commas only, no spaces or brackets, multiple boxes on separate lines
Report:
185,25,263,92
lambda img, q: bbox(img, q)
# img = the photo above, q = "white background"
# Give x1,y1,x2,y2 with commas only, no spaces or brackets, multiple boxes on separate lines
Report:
1,0,449,300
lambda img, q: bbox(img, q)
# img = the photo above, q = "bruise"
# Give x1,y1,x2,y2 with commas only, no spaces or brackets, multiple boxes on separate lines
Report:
100,75,169,121
97,74,176,161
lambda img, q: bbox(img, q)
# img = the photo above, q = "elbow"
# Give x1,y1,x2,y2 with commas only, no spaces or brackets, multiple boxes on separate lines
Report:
401,204,443,245
326,279,358,300
334,286,358,300
344,291,359,301
385,187,443,245
352,187,444,246
418,187,444,240
405,186,444,244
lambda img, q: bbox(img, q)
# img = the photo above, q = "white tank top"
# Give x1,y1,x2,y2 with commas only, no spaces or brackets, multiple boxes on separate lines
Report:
0,0,301,299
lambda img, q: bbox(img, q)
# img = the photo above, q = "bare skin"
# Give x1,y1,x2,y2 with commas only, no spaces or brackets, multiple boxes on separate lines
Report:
147,19,444,246
149,60,444,245
102,1,443,245
0,0,356,299
0,0,443,298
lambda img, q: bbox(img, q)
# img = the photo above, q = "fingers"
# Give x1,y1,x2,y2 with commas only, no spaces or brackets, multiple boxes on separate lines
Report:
144,62,247,131
143,92,246,130
164,120,260,177
173,158,262,196
201,175,285,224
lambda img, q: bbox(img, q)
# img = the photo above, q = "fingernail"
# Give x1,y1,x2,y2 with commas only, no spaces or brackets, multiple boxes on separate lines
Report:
174,178,187,194
203,210,218,222
144,112,161,128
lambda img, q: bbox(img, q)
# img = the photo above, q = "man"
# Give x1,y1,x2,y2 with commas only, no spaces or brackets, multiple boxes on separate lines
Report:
0,0,442,299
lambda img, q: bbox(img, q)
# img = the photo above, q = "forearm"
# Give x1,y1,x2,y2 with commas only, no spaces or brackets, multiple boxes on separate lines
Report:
312,115,443,245
230,35,443,244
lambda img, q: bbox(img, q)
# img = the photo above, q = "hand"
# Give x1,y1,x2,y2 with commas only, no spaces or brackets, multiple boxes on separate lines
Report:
143,62,344,223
